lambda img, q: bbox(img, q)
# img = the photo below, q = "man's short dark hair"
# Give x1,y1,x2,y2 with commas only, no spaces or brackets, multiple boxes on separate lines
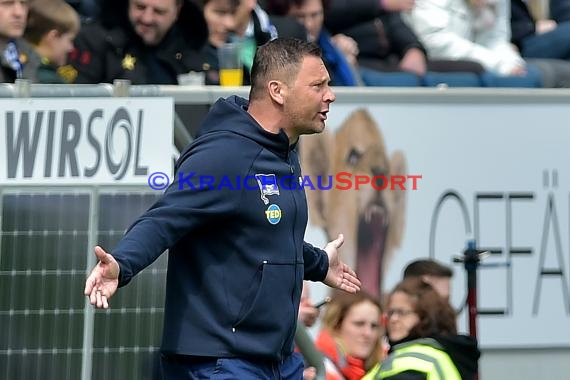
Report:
403,259,453,279
249,38,321,101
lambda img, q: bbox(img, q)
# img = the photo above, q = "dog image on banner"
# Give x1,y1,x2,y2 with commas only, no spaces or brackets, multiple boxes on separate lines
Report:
300,108,406,296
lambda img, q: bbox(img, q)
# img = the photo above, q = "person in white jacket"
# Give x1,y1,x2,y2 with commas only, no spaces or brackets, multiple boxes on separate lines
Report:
402,0,543,86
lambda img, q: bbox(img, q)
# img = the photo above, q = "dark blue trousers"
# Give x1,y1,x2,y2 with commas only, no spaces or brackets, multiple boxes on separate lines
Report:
521,22,570,60
160,352,304,380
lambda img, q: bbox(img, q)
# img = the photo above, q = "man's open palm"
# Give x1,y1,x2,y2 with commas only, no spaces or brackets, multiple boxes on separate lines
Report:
84,246,120,309
323,234,361,293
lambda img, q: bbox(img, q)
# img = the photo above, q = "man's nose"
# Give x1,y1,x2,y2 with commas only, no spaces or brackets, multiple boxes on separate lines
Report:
224,14,236,31
13,0,28,18
140,8,155,23
325,86,336,103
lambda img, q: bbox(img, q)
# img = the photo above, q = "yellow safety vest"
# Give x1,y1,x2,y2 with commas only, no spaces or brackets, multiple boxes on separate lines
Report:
364,339,462,380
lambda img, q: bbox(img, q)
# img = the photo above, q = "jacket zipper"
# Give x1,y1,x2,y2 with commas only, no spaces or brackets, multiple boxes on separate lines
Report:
283,156,298,355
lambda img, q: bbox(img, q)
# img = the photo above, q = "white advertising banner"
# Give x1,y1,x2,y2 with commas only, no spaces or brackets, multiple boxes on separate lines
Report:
302,101,570,348
0,98,173,185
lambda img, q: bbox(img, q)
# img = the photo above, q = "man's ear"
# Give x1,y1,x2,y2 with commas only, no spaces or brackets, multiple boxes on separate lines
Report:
268,80,286,105
386,150,407,250
299,131,332,227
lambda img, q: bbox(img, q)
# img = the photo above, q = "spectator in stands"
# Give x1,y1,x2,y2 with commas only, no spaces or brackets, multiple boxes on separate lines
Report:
25,0,80,84
202,0,239,48
323,0,426,78
200,0,279,85
321,0,486,86
510,0,570,87
200,0,305,85
199,0,240,84
402,0,544,87
0,0,40,83
267,0,484,86
315,290,384,380
403,258,453,300
364,278,480,380
266,0,416,86
266,0,361,85
68,0,209,84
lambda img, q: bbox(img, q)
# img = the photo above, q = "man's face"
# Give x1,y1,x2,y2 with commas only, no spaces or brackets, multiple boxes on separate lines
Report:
128,0,180,46
49,31,76,67
282,55,335,138
0,0,28,42
203,0,236,47
288,0,323,42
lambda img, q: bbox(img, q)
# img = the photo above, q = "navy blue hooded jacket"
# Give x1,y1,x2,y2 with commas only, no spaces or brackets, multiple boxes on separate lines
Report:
112,95,329,360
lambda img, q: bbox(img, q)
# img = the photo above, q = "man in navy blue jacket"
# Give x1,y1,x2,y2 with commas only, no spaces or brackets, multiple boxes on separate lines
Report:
84,38,361,379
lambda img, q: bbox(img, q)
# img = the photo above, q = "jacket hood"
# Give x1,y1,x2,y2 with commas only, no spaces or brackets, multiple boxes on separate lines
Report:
99,0,207,50
191,95,293,159
435,335,480,379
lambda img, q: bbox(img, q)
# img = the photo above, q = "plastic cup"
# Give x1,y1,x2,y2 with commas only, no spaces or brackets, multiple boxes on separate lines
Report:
218,43,243,86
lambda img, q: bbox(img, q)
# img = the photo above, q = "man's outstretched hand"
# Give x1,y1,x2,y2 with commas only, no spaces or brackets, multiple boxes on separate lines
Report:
323,234,361,293
84,246,120,309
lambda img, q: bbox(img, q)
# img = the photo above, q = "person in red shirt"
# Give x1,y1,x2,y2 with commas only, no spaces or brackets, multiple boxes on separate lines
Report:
315,290,385,380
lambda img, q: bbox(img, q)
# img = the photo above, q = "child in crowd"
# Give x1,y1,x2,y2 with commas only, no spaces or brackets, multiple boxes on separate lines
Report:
24,0,80,83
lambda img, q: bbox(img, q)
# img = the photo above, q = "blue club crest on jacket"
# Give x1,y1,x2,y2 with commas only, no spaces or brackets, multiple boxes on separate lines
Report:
255,173,280,204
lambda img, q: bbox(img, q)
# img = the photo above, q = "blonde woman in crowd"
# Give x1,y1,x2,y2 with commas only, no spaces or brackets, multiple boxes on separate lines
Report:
315,290,385,380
